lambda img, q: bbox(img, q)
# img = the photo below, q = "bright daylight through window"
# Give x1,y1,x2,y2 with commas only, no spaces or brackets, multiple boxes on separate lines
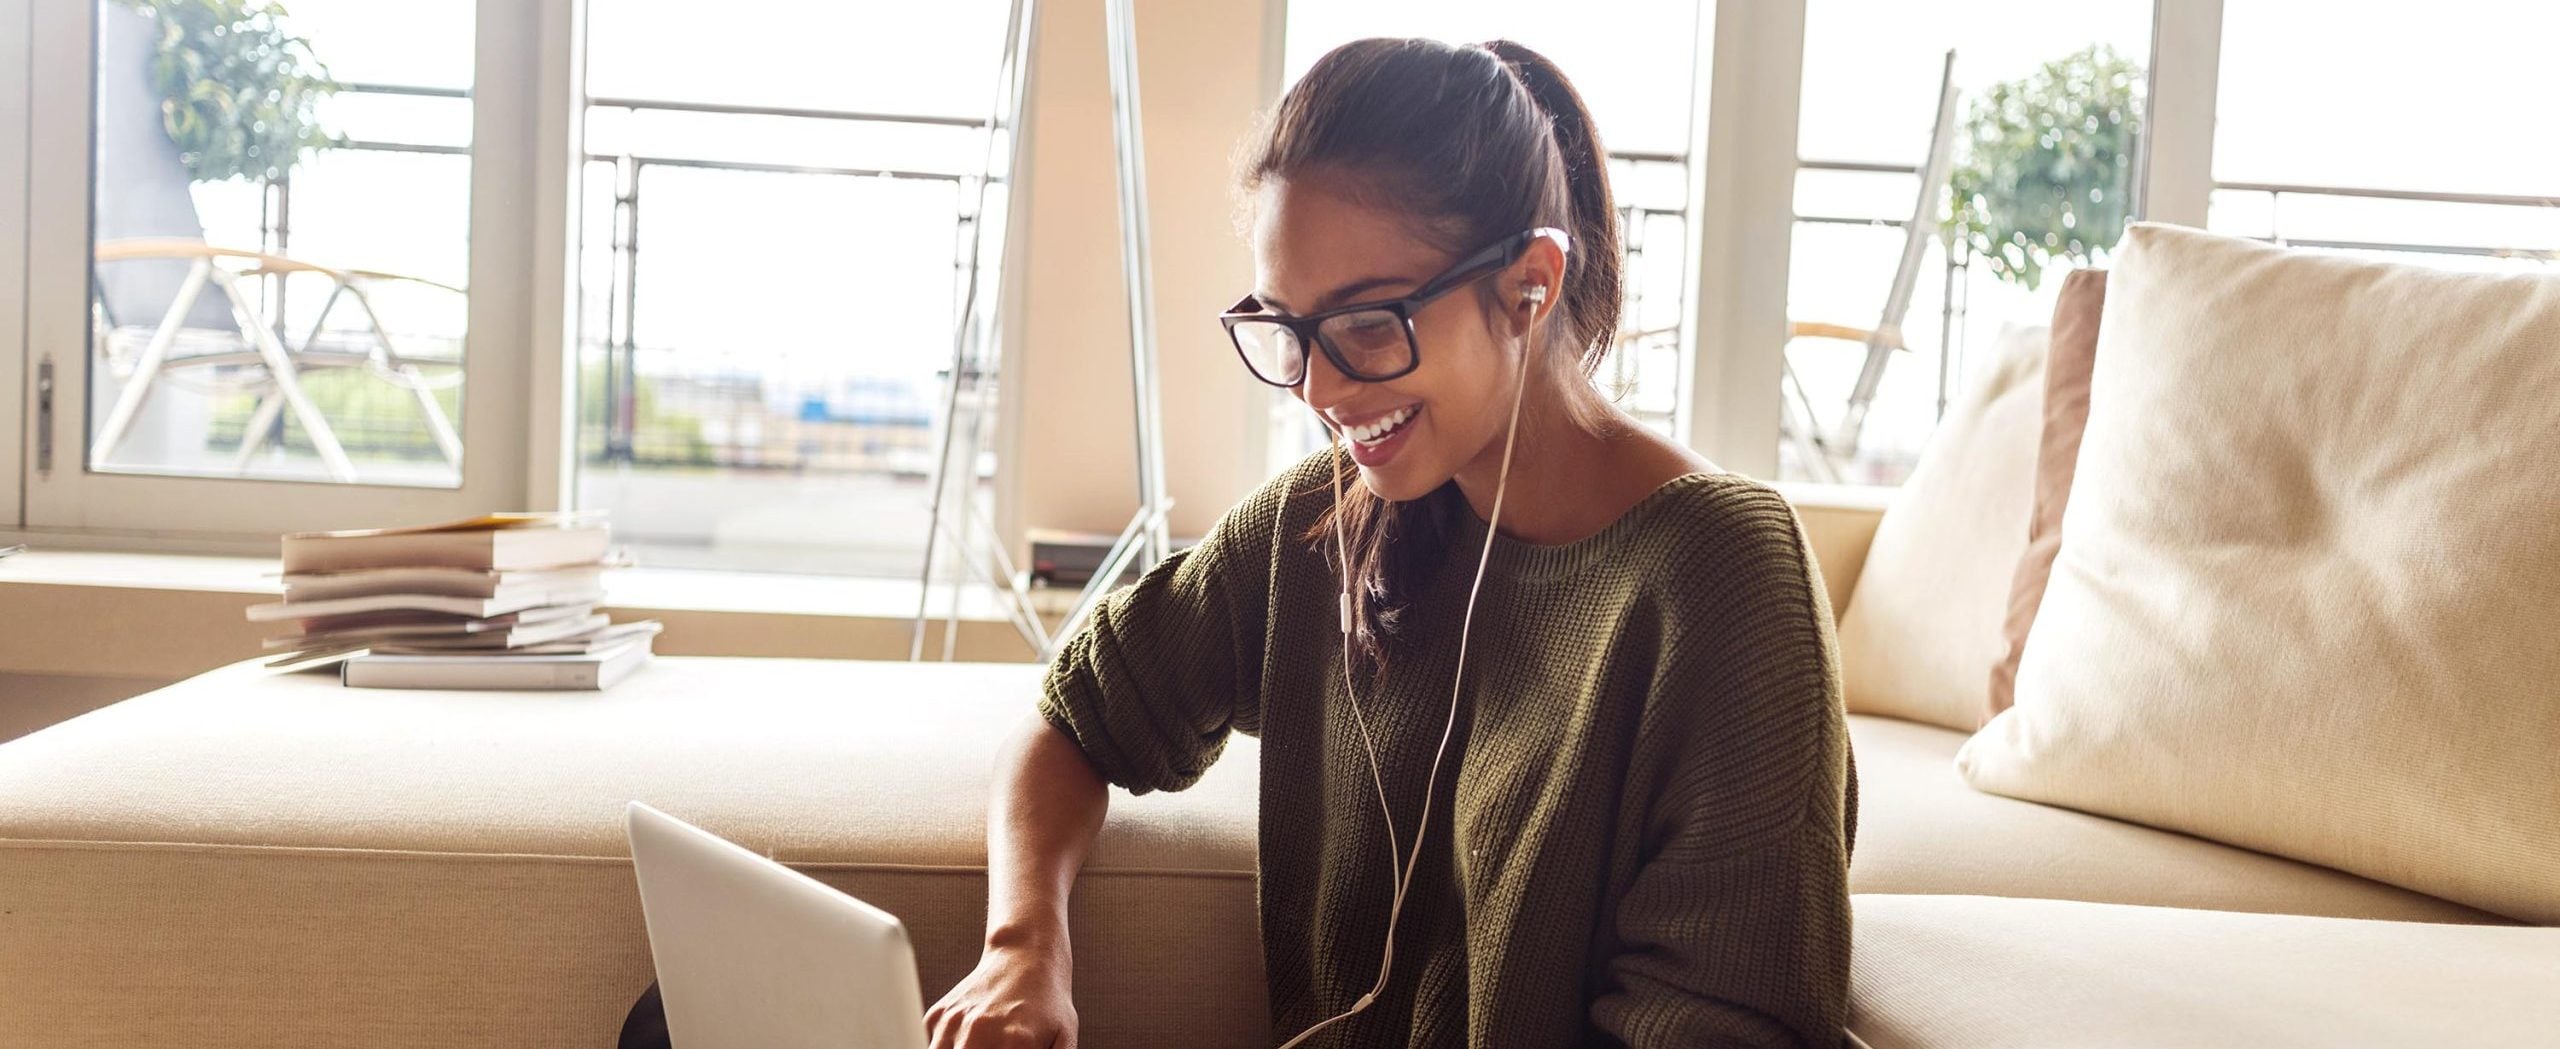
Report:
1783,0,2153,486
84,0,473,487
2205,1,2560,274
35,0,2559,557
574,1,1010,576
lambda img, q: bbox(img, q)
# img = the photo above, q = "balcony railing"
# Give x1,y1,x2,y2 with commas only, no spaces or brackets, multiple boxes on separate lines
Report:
248,84,996,473
576,95,995,470
1785,160,2557,435
2211,180,2560,260
267,86,1718,473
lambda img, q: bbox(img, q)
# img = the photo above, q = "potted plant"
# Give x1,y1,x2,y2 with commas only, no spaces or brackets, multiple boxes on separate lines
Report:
1941,45,2144,290
113,0,339,184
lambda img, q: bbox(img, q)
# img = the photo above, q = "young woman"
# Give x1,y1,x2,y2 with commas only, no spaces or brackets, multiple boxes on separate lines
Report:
926,37,1854,1049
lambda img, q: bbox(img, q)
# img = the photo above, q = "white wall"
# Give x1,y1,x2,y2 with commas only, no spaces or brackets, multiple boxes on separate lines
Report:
1010,0,1280,543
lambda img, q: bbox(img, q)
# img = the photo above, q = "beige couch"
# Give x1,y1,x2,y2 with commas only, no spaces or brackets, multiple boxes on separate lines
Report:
2,483,2550,1048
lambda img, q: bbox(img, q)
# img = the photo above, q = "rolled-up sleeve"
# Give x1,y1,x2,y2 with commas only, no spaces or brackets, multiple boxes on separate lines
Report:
1035,484,1278,796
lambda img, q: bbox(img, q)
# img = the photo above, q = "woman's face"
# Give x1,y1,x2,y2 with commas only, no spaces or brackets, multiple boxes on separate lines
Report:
1248,178,1546,502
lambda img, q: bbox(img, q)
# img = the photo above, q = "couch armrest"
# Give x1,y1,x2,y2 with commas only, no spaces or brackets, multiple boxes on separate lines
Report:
1770,481,1893,623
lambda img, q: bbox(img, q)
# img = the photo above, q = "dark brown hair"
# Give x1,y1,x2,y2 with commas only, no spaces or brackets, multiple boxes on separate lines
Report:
1243,37,1623,669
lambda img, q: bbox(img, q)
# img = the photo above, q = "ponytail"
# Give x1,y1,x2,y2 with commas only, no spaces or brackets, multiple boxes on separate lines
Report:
1247,37,1626,672
1482,40,1622,376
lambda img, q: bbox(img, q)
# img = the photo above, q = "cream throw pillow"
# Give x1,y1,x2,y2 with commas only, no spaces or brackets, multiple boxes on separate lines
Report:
1957,223,2560,924
1838,323,2047,732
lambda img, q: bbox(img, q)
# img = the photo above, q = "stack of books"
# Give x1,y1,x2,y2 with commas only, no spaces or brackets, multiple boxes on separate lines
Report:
253,512,660,690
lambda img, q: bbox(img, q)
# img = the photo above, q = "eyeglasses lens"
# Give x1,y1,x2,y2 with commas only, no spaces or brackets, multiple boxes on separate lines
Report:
1316,309,1414,380
1231,319,1305,385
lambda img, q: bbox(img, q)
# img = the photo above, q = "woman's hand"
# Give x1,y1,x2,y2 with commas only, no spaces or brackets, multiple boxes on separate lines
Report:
925,939,1078,1049
934,714,1107,1046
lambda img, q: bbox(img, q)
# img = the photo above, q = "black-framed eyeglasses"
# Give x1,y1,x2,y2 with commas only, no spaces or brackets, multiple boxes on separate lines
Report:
1219,226,1568,388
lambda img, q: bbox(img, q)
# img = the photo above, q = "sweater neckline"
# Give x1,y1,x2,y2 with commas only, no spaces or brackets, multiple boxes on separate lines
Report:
1441,470,1738,581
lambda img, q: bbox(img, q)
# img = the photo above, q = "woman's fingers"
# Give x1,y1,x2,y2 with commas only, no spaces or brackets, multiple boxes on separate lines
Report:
924,939,1077,1048
924,998,1073,1048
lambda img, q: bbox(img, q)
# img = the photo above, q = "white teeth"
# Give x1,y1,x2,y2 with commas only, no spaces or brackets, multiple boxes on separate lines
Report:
1347,405,1417,444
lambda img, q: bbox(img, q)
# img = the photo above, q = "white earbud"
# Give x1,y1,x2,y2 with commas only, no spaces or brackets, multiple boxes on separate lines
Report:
1523,284,1547,306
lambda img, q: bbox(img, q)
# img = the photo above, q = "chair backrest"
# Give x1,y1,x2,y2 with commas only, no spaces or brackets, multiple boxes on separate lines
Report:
1876,49,1962,343
1831,49,1963,453
93,0,234,332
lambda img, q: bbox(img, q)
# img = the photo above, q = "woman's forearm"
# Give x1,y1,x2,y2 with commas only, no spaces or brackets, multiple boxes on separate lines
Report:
982,712,1110,956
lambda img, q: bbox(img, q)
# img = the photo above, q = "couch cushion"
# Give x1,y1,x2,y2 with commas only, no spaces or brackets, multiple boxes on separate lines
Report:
1848,894,2560,1049
1837,324,2047,732
0,657,1267,1049
1957,223,2560,924
1988,268,2106,717
1847,714,2497,923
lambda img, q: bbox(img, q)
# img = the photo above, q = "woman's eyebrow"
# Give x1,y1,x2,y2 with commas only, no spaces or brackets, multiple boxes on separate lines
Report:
1257,275,1419,315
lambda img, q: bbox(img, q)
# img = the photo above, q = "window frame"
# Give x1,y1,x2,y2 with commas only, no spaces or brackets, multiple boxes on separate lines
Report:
1,0,29,531
12,0,560,544
8,0,2508,554
1679,0,2224,478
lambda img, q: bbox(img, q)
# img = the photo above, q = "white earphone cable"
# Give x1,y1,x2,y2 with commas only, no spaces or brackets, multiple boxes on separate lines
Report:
1274,284,1542,1049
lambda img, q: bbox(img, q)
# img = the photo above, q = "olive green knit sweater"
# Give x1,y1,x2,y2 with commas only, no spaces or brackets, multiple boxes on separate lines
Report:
1038,450,1856,1048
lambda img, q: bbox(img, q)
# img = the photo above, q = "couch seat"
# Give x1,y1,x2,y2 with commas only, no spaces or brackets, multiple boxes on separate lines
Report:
0,657,1266,1049
1846,714,2500,923
1847,894,2560,1048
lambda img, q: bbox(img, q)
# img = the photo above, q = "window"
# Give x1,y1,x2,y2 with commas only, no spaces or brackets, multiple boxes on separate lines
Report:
1273,0,1708,471
1782,0,2155,485
11,1,2552,556
85,1,473,487
574,1,1012,575
20,0,537,538
2206,1,2560,274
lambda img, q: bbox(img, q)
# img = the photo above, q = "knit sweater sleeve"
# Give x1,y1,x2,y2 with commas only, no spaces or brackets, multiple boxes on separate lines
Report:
1032,470,1289,796
1588,485,1858,1048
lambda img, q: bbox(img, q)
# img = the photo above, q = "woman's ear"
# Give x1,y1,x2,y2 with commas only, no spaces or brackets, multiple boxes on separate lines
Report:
1511,232,1570,330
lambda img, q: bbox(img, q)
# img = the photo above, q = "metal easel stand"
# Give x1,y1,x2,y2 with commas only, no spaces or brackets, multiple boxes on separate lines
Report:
911,0,1174,663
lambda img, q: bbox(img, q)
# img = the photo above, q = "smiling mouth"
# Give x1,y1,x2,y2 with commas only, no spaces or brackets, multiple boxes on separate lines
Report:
1343,404,1419,446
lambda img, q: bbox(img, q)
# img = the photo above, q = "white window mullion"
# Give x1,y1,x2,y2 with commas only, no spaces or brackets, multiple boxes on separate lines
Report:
1681,0,1806,479
1,0,29,528
462,0,541,514
2139,0,2224,226
23,0,94,529
523,0,586,513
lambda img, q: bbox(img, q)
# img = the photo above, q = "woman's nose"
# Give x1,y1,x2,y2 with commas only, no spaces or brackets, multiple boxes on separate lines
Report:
1296,346,1359,412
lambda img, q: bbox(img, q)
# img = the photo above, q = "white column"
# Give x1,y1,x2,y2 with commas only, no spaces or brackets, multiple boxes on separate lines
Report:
1680,0,1806,479
523,0,587,512
0,0,26,526
2139,0,2226,227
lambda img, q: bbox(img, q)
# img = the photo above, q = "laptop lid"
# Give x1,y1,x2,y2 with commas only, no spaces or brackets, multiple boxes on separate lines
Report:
625,801,928,1049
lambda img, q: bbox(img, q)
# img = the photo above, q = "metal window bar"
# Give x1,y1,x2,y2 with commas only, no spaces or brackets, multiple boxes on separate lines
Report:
1784,161,2556,472
264,87,999,471
577,96,994,468
1610,151,1695,433
251,91,2559,474
279,86,1713,476
2213,180,2560,260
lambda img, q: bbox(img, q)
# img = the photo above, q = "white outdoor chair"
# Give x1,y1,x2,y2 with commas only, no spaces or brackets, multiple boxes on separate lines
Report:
1782,49,1962,483
89,239,465,481
88,0,464,484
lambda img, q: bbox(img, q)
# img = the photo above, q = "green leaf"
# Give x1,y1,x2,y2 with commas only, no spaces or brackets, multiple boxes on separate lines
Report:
1936,44,2146,290
127,0,339,184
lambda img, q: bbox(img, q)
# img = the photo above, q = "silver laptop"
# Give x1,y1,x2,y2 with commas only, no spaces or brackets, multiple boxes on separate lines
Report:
626,801,928,1049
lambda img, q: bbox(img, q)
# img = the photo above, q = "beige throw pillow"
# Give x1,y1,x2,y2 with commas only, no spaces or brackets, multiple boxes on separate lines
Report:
1957,224,2560,924
1837,322,2047,732
1989,268,2108,720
